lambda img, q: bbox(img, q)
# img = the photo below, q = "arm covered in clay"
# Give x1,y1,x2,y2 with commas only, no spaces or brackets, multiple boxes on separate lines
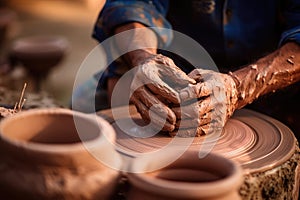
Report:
231,42,300,109
177,42,300,137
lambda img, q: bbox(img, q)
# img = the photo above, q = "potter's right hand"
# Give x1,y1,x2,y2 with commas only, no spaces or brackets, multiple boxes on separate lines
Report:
170,68,239,137
130,54,196,132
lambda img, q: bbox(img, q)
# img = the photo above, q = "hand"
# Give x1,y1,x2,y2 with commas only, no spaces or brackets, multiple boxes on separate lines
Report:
130,54,196,132
170,68,238,137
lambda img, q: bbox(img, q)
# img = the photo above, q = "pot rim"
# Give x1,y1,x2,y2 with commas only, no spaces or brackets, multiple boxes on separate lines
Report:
127,150,243,198
11,35,69,54
0,108,115,154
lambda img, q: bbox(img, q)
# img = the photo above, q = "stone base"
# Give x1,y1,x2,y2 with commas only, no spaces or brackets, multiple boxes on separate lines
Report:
240,146,300,200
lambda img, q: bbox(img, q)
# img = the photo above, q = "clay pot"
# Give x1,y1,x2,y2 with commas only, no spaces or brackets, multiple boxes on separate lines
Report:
10,35,69,92
0,108,122,200
10,35,68,73
127,150,243,200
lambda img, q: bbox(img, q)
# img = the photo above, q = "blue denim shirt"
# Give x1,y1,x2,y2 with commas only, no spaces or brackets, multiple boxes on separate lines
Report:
93,0,300,88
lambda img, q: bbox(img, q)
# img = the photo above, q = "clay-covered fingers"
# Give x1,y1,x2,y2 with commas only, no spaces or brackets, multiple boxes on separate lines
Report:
175,111,212,129
151,54,196,87
133,54,195,104
131,85,176,124
172,97,211,119
179,68,225,102
133,66,179,103
171,97,213,132
130,95,175,132
187,69,204,82
129,54,196,133
188,68,217,81
179,82,212,102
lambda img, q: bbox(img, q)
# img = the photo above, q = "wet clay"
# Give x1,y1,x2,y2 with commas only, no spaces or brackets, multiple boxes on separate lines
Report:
168,42,300,137
171,69,238,137
230,42,300,109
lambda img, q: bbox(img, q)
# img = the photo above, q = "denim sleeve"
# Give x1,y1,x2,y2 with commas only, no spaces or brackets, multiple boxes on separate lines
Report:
279,0,300,45
92,0,172,48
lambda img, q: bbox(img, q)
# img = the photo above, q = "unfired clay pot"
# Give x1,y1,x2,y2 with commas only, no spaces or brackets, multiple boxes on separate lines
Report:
127,150,243,200
0,108,121,200
10,35,68,73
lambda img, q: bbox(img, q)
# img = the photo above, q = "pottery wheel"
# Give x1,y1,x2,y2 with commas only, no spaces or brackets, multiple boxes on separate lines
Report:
112,109,296,174
97,106,299,199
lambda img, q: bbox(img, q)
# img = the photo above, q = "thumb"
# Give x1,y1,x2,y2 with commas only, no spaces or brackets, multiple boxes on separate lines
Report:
153,54,196,86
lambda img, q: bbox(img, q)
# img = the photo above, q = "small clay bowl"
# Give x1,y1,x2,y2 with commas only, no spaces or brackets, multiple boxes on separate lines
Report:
127,150,243,200
0,108,121,200
10,35,68,74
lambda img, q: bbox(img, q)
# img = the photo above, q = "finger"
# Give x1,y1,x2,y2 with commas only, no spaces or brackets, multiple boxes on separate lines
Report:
175,118,200,129
152,54,196,86
130,95,150,123
134,65,181,104
187,69,203,82
146,82,181,104
130,95,175,132
197,97,212,116
132,85,176,124
179,82,212,102
188,68,216,81
172,104,198,119
172,97,211,119
155,93,171,105
175,111,212,129
149,109,175,132
137,55,196,104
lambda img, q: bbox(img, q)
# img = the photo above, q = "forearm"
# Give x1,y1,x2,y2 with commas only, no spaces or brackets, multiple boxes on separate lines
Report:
114,22,158,66
231,42,300,109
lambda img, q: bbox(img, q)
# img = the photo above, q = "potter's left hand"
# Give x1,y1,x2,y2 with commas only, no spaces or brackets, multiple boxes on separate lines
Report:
171,69,239,137
130,54,196,132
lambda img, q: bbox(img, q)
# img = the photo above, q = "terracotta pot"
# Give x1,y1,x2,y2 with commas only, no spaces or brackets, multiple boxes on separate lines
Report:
127,150,243,200
0,108,122,200
10,35,68,74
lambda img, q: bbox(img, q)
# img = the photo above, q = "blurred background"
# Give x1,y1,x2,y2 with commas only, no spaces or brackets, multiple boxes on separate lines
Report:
0,0,105,107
